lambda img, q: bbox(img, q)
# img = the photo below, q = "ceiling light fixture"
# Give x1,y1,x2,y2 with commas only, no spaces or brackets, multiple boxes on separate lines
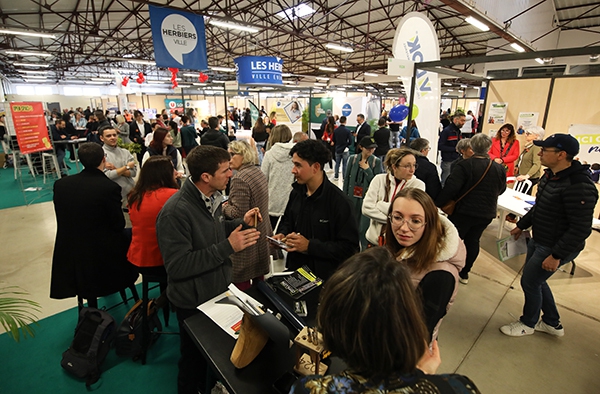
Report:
23,75,47,79
315,77,330,81
465,16,489,32
318,66,338,72
281,73,293,77
192,83,207,86
325,43,354,53
90,78,113,82
208,20,260,33
0,29,56,39
128,59,155,65
276,4,316,20
147,80,168,84
7,50,53,57
443,82,452,86
350,80,364,84
17,70,49,74
14,62,50,68
510,43,525,53
314,82,328,86
460,84,468,88
378,82,388,86
209,66,236,72
364,72,378,77
535,58,544,64
182,73,199,77
212,80,227,83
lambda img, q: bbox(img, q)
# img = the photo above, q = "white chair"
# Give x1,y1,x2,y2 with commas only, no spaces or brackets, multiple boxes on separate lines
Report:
506,176,533,194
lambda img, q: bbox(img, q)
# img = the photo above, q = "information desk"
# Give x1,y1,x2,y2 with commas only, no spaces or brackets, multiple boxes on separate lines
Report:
184,280,344,394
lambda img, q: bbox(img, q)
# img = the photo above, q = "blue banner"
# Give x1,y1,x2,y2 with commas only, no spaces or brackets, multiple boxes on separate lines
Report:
149,5,208,70
234,56,283,85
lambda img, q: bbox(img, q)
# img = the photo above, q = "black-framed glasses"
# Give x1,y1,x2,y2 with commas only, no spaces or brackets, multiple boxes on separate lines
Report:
388,214,426,231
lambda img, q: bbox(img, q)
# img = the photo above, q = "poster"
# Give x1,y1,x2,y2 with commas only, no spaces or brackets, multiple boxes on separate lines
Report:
568,124,600,164
333,97,367,128
10,102,51,154
488,102,508,124
283,101,303,124
517,112,539,130
310,98,333,124
165,98,184,114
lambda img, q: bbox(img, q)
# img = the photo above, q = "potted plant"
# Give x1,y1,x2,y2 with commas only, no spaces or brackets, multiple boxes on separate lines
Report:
0,286,41,342
117,138,142,156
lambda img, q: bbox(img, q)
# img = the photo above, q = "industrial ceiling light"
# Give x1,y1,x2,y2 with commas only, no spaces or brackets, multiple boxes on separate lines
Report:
209,20,260,33
0,29,56,39
209,66,236,72
17,70,49,74
443,82,452,86
14,62,50,68
510,43,525,53
7,50,52,57
364,72,378,77
325,43,354,53
465,16,489,32
23,75,47,79
276,4,316,20
350,80,364,84
318,66,338,72
128,59,155,65
590,54,599,62
314,82,328,86
90,78,113,82
315,77,330,81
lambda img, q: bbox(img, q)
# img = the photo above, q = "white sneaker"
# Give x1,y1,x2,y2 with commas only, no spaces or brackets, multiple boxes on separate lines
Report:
500,321,534,337
459,277,468,285
535,320,564,337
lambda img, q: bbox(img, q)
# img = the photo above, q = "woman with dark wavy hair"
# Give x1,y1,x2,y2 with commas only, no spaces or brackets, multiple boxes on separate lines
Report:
291,247,479,393
142,127,185,178
489,123,519,176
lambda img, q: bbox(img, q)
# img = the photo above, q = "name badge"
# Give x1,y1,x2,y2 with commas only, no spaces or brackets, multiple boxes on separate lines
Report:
353,186,364,198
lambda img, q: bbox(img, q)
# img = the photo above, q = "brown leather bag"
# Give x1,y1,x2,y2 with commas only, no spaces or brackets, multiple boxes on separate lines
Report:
441,160,492,216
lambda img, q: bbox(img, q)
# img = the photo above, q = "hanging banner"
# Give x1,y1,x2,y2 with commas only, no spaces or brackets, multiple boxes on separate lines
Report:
148,5,208,70
234,56,283,85
165,98,184,114
392,12,440,162
488,102,508,124
310,98,333,124
569,124,600,164
10,102,51,154
248,101,260,125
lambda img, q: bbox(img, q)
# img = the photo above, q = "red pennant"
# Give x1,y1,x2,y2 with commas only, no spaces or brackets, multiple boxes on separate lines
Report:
121,76,129,87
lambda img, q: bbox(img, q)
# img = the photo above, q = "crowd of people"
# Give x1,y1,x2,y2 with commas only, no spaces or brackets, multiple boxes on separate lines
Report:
44,104,598,394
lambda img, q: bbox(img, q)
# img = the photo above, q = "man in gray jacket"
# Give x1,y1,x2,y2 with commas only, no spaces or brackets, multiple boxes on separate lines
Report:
99,125,136,206
156,145,261,394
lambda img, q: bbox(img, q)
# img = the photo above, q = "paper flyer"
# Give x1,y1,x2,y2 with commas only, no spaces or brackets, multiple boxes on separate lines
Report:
497,235,528,262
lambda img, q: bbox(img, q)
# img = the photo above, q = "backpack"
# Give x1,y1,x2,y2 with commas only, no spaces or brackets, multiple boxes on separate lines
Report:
61,307,116,386
115,299,162,360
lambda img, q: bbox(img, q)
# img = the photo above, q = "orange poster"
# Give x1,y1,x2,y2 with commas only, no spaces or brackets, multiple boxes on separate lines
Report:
10,101,51,154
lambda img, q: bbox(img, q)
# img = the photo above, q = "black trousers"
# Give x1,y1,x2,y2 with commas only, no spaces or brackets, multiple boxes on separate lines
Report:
176,308,216,394
448,213,492,278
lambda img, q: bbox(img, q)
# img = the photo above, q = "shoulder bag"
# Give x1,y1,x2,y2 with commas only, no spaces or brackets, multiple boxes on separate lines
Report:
441,160,493,215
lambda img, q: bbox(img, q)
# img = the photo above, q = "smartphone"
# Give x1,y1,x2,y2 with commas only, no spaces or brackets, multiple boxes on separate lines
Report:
267,236,289,249
272,371,298,394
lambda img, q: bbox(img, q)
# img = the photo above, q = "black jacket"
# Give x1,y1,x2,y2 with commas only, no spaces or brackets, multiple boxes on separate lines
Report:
373,127,391,156
200,130,230,150
129,120,152,145
356,122,372,142
278,176,359,280
415,154,442,200
438,123,461,162
436,156,506,220
517,161,598,259
332,125,351,154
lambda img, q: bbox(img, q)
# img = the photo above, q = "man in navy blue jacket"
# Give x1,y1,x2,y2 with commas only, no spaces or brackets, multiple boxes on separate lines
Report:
438,111,465,185
332,116,352,180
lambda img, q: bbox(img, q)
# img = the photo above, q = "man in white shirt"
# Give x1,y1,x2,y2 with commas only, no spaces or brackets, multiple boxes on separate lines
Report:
99,125,137,206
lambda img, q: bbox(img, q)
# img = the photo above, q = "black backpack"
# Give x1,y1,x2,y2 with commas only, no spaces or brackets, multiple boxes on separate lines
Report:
61,307,116,386
115,299,162,360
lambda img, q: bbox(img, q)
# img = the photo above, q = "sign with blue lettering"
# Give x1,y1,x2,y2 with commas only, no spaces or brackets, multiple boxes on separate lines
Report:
341,103,352,116
234,56,283,85
149,5,208,70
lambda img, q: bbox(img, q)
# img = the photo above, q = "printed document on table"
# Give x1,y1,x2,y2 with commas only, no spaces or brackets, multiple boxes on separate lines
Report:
197,284,263,339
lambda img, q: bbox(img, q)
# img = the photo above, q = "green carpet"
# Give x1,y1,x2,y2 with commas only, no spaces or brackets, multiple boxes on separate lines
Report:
0,287,179,393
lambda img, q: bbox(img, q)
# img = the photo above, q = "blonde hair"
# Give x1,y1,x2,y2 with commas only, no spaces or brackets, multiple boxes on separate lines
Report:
229,140,258,165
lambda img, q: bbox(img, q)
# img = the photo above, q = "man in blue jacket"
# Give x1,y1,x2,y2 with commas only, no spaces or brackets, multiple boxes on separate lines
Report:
501,134,598,337
438,111,465,185
332,115,351,180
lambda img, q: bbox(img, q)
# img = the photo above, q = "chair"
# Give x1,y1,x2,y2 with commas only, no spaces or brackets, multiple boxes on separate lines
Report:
506,176,533,194
77,283,140,312
42,152,62,183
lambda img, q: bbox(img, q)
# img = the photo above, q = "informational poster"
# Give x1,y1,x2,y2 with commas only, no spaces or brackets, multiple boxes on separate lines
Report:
127,102,138,111
148,5,208,70
283,101,303,124
488,102,508,124
185,100,212,123
310,98,333,124
10,102,51,154
333,97,367,128
517,112,539,130
569,124,600,164
141,108,158,122
164,98,184,114
234,56,283,86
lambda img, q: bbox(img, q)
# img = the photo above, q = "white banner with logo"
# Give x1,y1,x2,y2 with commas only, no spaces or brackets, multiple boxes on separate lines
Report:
569,124,600,164
333,97,367,128
392,12,440,162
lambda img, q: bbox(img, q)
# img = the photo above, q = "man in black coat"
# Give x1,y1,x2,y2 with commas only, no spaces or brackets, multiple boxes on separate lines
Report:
410,138,442,200
273,139,359,280
501,134,598,337
355,113,371,154
438,111,465,186
50,142,137,305
332,115,352,180
50,119,70,176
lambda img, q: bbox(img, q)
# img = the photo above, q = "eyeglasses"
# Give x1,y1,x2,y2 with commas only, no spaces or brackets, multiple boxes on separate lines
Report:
501,129,511,133
540,147,561,153
397,163,418,170
388,214,426,231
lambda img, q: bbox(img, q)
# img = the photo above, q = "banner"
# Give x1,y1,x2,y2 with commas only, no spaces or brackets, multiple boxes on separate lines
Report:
10,102,51,154
310,98,333,124
569,124,600,164
392,12,440,162
149,5,208,70
165,98,184,114
234,56,283,86
248,101,260,125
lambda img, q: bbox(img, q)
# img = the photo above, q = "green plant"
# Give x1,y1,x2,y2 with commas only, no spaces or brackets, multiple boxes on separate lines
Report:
117,138,142,155
301,107,309,132
0,286,41,342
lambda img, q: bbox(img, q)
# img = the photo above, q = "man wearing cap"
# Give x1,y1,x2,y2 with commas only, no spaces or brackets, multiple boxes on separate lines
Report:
343,136,382,250
501,134,598,337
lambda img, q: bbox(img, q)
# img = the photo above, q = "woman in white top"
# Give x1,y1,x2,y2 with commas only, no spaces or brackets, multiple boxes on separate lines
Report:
362,148,425,246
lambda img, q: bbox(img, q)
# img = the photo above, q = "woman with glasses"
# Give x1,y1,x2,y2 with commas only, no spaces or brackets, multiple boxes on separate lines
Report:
489,123,520,177
363,148,425,247
436,133,506,285
385,188,465,340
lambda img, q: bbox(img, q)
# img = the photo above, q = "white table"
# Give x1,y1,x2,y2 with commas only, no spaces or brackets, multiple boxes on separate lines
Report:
495,188,535,239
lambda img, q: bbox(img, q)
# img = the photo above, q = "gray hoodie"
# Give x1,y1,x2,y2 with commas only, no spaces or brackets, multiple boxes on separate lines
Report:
261,141,295,217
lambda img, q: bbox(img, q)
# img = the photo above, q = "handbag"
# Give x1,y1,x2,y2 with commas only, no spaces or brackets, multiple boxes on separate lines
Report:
441,160,493,215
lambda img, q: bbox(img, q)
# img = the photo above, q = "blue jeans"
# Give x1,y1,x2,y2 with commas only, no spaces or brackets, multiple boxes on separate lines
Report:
255,141,265,165
519,238,580,328
334,151,349,179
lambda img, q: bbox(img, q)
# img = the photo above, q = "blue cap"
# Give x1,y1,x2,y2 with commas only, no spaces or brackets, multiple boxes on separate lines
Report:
533,133,579,156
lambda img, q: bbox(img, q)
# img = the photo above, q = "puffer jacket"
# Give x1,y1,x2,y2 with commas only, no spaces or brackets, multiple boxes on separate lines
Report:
517,160,598,259
261,141,295,217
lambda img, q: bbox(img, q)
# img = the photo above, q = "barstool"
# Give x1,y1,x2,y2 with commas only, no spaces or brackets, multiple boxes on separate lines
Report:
77,283,140,312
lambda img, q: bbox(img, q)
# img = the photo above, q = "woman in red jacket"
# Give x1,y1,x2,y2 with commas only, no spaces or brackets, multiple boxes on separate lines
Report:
127,155,179,276
489,123,520,177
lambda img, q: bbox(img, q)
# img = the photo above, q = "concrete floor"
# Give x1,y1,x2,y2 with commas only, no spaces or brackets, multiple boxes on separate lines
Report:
1,199,599,393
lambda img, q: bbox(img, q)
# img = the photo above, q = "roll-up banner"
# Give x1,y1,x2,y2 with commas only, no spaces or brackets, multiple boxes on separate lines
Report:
234,56,283,86
392,12,440,162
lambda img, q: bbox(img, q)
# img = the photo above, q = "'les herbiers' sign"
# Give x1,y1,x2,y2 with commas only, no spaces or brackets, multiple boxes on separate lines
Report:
234,56,283,86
